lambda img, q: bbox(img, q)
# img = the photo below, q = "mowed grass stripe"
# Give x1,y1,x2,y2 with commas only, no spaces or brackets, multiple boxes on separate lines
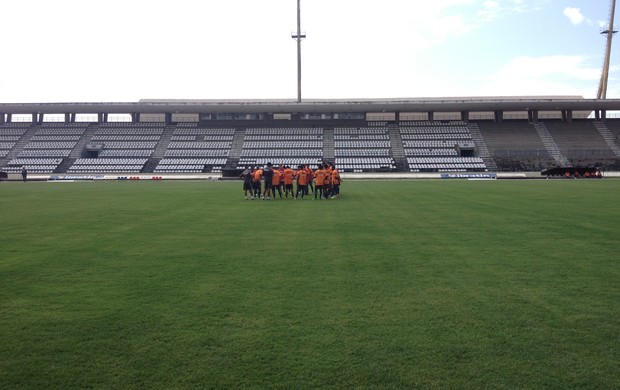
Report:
0,180,618,388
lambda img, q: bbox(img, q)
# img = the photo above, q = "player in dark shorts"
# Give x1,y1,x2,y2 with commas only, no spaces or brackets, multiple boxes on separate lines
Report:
330,163,342,198
262,162,275,200
313,163,327,199
271,166,283,199
306,164,314,195
295,165,309,199
239,166,254,200
283,166,295,198
252,166,263,199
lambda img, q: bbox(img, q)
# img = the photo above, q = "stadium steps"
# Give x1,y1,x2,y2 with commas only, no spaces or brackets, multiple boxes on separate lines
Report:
142,158,160,173
5,124,39,161
151,125,176,159
467,123,498,171
70,124,99,158
55,158,76,173
593,121,620,157
322,128,334,160
387,123,407,171
225,128,245,169
534,122,572,167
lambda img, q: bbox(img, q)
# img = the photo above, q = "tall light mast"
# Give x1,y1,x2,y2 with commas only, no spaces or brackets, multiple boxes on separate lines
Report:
597,0,617,99
291,0,306,103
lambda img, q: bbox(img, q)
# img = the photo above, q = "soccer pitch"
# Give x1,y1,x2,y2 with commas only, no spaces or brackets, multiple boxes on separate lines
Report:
1,179,619,388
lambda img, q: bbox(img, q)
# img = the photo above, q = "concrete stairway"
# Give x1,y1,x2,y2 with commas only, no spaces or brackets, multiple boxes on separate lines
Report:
322,128,334,161
225,128,246,169
468,123,498,171
387,123,408,171
4,124,40,162
533,122,571,167
593,121,620,157
152,125,176,159
69,124,99,159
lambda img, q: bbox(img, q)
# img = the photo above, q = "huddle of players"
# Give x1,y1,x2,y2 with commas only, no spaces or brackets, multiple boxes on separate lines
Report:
240,162,342,200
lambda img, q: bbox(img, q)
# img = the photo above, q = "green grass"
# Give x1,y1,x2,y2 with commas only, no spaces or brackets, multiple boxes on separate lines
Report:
1,179,619,389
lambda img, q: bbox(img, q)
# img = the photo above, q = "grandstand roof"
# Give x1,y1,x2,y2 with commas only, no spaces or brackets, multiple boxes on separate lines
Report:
1,96,620,115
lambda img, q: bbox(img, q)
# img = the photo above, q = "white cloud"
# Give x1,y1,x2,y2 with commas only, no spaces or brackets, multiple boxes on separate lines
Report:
477,1,500,20
474,55,601,97
564,7,586,25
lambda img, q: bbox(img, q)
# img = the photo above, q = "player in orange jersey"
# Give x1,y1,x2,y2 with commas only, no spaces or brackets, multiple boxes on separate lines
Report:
305,164,314,195
330,163,342,198
252,166,263,199
295,165,309,199
283,165,295,198
277,164,286,195
313,163,327,199
323,165,332,198
271,165,283,199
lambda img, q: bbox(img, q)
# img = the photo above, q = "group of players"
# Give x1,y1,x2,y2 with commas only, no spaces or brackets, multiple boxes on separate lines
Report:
240,162,342,200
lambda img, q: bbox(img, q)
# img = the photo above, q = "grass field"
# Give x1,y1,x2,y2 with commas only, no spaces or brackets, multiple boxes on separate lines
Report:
1,179,619,389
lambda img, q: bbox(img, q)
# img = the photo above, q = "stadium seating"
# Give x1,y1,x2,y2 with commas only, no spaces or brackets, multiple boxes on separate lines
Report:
237,127,323,169
1,123,88,173
90,123,163,161
67,158,148,173
334,127,396,172
156,125,234,173
2,119,620,174
399,121,487,172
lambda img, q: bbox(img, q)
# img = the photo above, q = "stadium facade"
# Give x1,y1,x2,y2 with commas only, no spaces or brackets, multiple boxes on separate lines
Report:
1,96,620,177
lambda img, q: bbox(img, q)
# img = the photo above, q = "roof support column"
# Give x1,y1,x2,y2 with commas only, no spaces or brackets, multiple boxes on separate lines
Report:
427,111,434,121
494,110,503,123
561,110,573,123
6,113,12,123
33,113,44,123
395,111,400,123
0,113,5,124
460,111,469,123
98,113,108,123
165,113,172,125
64,113,76,123
528,109,539,123
132,113,140,123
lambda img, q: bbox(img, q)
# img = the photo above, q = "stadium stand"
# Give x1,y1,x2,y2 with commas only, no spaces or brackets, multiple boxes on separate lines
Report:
334,126,396,172
2,123,87,173
545,120,616,164
400,121,486,172
61,122,164,173
2,116,620,175
476,121,556,171
68,158,149,173
154,124,233,173
237,127,323,169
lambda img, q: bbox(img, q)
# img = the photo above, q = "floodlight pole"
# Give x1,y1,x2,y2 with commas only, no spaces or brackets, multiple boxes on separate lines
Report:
598,0,617,100
291,0,306,103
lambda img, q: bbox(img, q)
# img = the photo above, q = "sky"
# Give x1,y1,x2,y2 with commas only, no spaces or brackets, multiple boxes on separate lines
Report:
0,0,618,103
